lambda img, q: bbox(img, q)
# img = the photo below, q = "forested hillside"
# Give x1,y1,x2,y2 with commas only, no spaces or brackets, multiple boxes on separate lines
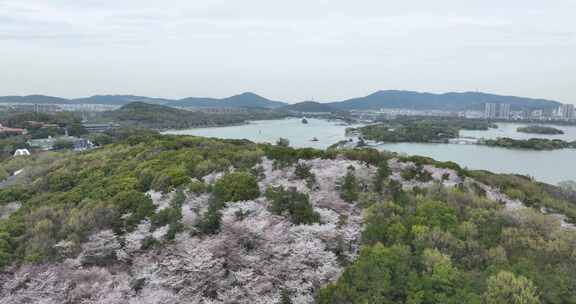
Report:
96,102,287,129
0,133,575,303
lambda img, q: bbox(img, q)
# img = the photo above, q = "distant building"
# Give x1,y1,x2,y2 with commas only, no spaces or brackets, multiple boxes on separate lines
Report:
27,138,57,151
28,136,95,151
561,104,575,120
498,103,511,119
73,138,95,151
510,110,526,120
459,110,484,119
13,149,31,157
82,123,119,133
484,103,498,119
0,123,26,135
531,109,544,120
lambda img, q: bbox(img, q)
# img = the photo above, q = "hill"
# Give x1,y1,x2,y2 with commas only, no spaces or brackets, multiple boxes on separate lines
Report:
327,90,562,111
97,102,287,129
0,91,563,112
167,92,287,109
71,95,172,105
280,101,336,113
0,95,70,104
0,134,575,302
98,102,246,129
0,92,286,109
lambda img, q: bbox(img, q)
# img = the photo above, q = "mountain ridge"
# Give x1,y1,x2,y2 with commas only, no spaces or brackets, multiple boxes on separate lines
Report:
327,90,562,111
279,101,337,113
0,90,565,111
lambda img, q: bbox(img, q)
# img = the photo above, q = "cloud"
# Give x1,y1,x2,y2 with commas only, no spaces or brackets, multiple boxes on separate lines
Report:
0,0,574,102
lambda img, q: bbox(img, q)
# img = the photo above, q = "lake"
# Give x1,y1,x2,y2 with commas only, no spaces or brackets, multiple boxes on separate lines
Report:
164,119,576,185
164,118,363,149
461,122,576,141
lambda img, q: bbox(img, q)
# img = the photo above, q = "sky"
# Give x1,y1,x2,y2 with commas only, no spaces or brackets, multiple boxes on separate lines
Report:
0,0,575,104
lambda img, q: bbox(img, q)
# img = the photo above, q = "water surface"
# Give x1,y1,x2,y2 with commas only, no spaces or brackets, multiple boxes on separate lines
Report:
461,123,576,141
373,142,575,184
164,118,359,149
164,119,575,185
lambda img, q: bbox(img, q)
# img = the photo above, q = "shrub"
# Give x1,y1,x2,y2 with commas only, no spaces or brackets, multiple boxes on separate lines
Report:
188,179,207,194
340,166,359,203
213,171,260,203
111,191,156,231
265,186,320,225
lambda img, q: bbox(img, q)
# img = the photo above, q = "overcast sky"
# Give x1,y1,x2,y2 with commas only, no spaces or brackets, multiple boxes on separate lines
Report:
1,0,575,104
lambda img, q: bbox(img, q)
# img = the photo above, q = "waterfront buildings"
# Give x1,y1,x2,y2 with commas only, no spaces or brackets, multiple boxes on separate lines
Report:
0,123,26,135
484,103,498,119
498,103,511,119
560,104,575,121
484,103,511,119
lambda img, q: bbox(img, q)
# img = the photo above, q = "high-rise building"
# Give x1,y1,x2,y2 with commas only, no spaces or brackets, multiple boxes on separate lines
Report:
498,103,511,119
531,109,543,120
561,104,575,120
484,103,497,119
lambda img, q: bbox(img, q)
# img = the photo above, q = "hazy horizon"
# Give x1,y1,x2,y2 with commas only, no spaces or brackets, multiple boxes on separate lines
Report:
0,89,570,105
1,0,575,104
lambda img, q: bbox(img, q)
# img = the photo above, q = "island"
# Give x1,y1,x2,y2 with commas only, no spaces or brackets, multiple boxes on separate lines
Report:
484,137,576,150
517,125,565,135
351,117,576,151
350,117,495,143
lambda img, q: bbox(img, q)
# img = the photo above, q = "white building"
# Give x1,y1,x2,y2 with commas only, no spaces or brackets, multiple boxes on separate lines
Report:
498,103,511,119
484,103,498,119
484,103,511,120
561,104,575,120
13,149,31,157
531,109,544,120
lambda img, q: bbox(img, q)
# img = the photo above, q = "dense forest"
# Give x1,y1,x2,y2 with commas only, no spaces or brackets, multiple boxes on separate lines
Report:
93,102,289,130
1,111,86,139
517,126,565,135
484,137,576,150
0,132,575,303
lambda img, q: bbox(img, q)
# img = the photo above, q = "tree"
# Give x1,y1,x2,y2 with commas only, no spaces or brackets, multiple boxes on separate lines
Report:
280,289,292,304
53,139,74,150
340,166,359,203
484,271,540,304
374,161,391,193
112,190,156,231
316,244,413,304
196,201,222,235
294,162,316,188
276,138,290,147
213,171,260,203
415,199,458,231
265,186,320,225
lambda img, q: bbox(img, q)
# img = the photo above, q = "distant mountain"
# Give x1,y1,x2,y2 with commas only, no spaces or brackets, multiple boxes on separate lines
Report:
327,90,562,111
280,101,336,113
167,92,287,109
71,95,172,105
0,91,563,112
0,95,70,104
